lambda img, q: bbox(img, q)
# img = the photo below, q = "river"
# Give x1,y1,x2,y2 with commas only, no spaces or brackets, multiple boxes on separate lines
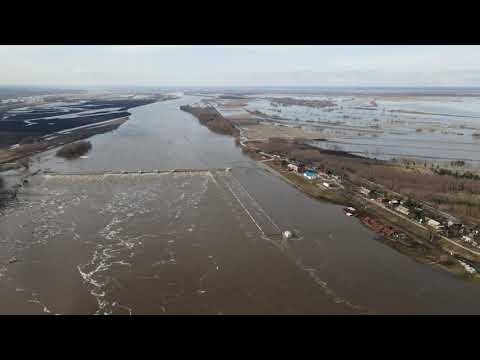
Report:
2,96,480,314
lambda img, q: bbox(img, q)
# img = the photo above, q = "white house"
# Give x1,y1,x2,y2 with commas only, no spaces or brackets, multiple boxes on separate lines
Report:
426,218,442,230
359,187,371,196
395,205,410,216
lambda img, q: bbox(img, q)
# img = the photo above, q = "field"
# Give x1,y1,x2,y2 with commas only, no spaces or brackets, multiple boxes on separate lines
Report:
241,123,328,141
0,97,165,148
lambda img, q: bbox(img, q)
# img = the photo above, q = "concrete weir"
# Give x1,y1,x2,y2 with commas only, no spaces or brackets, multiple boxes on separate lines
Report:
42,168,229,177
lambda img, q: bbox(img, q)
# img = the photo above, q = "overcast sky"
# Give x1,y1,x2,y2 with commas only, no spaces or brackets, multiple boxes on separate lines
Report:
2,45,480,87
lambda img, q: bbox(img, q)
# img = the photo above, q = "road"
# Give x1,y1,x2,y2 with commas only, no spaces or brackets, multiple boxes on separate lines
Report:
358,194,480,257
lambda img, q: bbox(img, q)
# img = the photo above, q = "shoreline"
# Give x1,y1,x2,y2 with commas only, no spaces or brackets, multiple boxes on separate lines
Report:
258,156,480,281
230,116,480,280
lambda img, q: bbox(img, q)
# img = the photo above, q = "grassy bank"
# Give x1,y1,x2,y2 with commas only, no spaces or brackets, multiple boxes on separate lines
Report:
264,160,349,205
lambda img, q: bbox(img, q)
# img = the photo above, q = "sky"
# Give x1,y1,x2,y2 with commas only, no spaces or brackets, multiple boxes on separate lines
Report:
2,45,480,87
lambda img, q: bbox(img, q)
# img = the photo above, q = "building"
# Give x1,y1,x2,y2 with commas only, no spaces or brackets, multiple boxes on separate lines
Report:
359,187,371,196
426,218,442,231
395,205,410,216
303,170,318,180
287,162,305,173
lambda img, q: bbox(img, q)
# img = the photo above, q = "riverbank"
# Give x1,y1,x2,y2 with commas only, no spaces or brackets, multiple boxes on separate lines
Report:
260,158,480,281
225,114,480,280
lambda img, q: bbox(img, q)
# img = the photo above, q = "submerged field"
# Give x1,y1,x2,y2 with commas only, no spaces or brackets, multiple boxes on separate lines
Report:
207,92,480,167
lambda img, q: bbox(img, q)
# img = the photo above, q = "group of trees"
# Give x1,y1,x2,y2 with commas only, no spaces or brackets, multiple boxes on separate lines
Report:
351,164,480,222
433,167,480,180
180,105,239,137
56,141,92,159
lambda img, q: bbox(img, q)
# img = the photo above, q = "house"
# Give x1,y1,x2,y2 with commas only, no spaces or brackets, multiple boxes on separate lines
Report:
395,205,410,216
426,218,442,231
359,187,371,196
287,162,305,173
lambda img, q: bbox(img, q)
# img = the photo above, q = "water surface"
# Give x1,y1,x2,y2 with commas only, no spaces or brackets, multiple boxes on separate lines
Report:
3,96,480,314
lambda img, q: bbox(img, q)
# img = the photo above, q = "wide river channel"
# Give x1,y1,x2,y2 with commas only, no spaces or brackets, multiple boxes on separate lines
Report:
2,96,480,314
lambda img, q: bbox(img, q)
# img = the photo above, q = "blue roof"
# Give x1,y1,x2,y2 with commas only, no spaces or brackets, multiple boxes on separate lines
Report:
304,171,317,176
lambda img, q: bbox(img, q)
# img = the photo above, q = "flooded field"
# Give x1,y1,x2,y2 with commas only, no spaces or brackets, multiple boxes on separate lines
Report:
210,93,480,166
3,95,480,314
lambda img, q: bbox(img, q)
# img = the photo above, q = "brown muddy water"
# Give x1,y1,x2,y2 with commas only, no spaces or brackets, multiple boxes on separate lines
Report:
2,96,480,314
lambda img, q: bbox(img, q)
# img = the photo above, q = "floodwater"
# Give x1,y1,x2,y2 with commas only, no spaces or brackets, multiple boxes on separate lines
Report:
245,95,480,165
3,96,480,314
30,96,253,173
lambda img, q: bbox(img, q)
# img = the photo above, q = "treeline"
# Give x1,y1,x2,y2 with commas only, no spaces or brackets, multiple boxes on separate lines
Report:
351,164,480,222
79,98,157,110
433,167,480,180
269,97,336,108
180,105,239,137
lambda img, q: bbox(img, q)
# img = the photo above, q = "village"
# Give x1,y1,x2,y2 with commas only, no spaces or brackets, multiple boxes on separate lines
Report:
254,147,480,272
